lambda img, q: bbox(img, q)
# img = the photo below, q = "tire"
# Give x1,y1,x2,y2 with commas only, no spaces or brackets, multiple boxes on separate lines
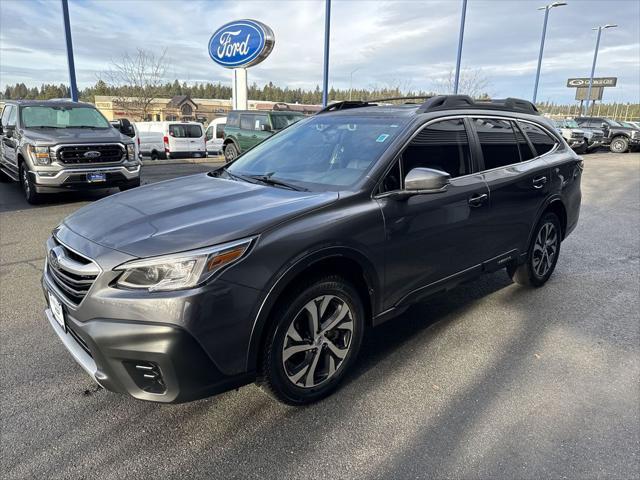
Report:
150,151,159,160
574,143,587,154
507,212,561,287
19,162,42,204
224,143,238,163
610,136,629,153
119,178,141,191
258,275,365,405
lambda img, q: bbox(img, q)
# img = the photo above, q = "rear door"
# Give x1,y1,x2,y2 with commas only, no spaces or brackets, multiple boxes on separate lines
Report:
470,117,553,261
186,124,204,156
168,124,191,154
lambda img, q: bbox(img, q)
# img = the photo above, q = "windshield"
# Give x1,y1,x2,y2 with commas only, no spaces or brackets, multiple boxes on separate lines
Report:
20,106,110,129
563,120,579,128
271,113,305,130
227,115,407,189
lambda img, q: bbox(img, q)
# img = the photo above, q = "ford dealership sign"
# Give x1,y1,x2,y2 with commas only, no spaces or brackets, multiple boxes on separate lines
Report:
208,20,275,68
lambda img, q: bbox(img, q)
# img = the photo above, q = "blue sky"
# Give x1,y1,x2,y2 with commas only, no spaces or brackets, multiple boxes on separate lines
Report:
1,0,638,103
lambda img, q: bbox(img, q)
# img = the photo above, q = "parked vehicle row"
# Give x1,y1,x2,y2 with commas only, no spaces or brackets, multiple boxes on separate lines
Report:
42,95,582,405
135,121,206,159
0,100,141,204
575,116,640,154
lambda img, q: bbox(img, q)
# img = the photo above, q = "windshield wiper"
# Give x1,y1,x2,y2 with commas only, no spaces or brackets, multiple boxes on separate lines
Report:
247,173,308,192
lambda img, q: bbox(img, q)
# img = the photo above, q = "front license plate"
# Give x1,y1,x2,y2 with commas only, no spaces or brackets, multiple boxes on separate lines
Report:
87,172,106,183
48,291,66,331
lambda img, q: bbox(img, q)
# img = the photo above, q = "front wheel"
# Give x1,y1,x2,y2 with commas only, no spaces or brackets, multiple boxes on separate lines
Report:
20,162,42,204
223,143,238,163
610,136,629,153
258,276,365,405
507,212,561,287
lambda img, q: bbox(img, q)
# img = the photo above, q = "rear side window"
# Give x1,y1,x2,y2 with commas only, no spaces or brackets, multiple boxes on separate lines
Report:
473,118,520,170
513,123,536,161
240,114,254,130
226,112,240,128
519,122,557,156
401,118,471,178
169,124,202,138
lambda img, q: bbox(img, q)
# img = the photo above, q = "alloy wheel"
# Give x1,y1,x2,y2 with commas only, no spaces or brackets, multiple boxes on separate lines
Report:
532,222,558,278
281,295,354,388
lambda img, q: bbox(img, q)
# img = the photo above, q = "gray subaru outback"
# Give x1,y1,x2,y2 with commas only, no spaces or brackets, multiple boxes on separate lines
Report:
0,100,141,204
42,95,582,405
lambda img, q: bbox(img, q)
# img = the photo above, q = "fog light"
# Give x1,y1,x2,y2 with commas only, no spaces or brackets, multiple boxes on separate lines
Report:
123,360,166,394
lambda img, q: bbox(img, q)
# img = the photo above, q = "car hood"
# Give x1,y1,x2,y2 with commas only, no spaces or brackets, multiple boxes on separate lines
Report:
63,174,339,257
24,127,130,145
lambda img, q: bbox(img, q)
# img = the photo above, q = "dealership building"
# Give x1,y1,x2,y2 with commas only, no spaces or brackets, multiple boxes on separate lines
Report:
94,95,320,123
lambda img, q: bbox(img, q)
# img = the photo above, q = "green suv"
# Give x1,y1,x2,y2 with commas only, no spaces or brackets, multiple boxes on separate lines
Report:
223,110,305,161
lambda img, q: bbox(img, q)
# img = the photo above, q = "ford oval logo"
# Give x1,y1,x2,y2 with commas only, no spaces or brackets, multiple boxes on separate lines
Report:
84,151,101,159
208,19,275,68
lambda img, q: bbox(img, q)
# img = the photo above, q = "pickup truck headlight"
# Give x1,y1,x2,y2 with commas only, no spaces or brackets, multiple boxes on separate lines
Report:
125,144,136,160
28,145,52,165
114,237,255,292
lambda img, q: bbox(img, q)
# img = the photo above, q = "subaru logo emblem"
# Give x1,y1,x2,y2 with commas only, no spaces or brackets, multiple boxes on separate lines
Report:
48,246,65,270
84,151,101,159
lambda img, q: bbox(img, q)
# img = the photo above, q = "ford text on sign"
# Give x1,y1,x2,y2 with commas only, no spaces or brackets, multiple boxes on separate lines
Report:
208,20,275,69
566,77,617,88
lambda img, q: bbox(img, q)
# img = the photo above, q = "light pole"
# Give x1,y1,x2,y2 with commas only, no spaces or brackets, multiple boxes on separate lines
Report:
322,0,331,107
349,67,360,101
584,24,617,116
453,0,467,94
532,1,567,104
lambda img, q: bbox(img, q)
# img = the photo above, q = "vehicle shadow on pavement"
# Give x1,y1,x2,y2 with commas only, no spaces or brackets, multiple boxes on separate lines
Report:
0,183,115,213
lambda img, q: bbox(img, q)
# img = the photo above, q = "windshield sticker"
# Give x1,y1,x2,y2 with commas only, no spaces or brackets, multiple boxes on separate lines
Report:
376,134,390,143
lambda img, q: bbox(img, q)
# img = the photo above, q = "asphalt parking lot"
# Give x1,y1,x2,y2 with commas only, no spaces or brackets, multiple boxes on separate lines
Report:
1,152,639,479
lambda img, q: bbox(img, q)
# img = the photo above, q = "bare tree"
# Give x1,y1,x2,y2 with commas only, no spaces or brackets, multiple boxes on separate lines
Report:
101,48,168,120
431,68,491,99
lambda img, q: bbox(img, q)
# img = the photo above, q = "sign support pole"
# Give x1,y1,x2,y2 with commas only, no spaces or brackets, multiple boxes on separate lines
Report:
322,0,331,107
61,0,78,102
232,68,248,111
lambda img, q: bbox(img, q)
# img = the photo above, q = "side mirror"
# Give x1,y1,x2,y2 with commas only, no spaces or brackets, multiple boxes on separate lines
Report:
118,118,134,136
260,124,272,132
601,123,608,129
404,168,451,194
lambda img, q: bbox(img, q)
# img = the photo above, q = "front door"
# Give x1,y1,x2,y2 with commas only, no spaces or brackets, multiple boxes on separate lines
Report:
376,118,491,309
1,105,18,172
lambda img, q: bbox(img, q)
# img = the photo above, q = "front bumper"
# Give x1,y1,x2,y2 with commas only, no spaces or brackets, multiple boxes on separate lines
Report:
32,164,141,193
41,228,261,403
568,139,585,148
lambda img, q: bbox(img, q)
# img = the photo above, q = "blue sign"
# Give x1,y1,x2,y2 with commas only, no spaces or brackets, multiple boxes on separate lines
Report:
208,20,275,69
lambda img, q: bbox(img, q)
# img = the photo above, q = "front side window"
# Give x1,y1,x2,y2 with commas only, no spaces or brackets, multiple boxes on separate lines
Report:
254,115,269,131
227,115,407,189
205,126,213,140
216,124,225,139
401,118,471,178
20,106,110,129
473,118,520,170
1,105,15,126
518,122,557,156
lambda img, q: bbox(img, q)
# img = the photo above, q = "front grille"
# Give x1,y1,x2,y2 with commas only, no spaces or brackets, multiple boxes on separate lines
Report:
570,132,582,139
56,144,124,164
47,238,100,305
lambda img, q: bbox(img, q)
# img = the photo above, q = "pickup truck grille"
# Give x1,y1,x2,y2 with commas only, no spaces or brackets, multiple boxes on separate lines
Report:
570,131,583,139
47,238,100,305
56,144,124,164
591,132,603,141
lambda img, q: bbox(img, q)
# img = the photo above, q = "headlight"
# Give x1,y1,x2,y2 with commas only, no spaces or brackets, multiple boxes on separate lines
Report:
126,144,135,160
114,237,255,291
28,145,52,165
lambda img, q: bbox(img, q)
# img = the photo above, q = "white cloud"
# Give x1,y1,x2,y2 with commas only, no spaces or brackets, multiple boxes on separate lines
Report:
1,0,638,103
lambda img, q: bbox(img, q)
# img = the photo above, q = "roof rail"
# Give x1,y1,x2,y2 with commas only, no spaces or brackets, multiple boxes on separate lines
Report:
417,95,539,115
371,95,434,103
316,100,372,114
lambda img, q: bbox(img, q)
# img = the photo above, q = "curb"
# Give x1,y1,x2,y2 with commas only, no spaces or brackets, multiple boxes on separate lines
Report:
142,156,225,166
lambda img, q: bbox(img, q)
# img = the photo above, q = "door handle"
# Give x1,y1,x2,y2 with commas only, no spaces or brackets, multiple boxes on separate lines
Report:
532,176,547,189
468,193,488,207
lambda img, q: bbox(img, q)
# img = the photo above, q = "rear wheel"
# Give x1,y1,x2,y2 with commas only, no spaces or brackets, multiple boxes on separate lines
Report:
575,142,587,154
507,212,561,287
610,136,629,153
258,276,365,405
150,150,159,160
224,143,238,162
20,162,42,204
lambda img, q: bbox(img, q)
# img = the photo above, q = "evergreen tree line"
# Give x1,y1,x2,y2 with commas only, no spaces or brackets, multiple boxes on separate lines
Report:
2,81,638,120
1,80,431,105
